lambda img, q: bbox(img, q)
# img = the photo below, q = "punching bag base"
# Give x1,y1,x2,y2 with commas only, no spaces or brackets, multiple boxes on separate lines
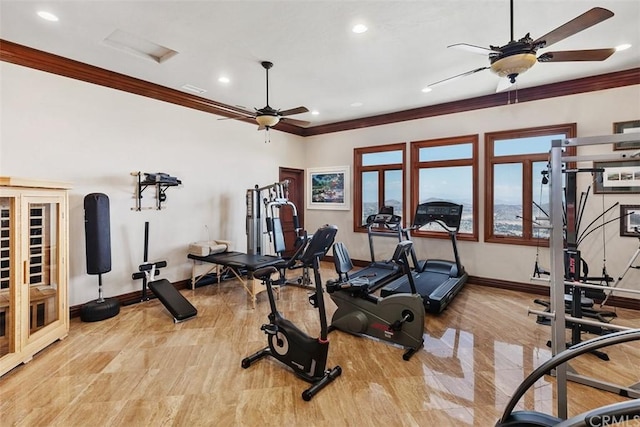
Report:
80,298,120,322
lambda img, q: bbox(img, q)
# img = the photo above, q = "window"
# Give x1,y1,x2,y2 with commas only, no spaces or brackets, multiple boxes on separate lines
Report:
411,135,478,240
354,143,406,230
485,124,576,245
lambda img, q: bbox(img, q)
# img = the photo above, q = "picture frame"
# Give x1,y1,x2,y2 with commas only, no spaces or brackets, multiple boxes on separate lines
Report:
306,166,350,210
612,120,640,151
593,160,640,194
619,205,640,237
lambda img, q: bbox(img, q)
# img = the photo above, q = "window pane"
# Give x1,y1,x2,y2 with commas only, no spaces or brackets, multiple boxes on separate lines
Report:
362,171,378,224
494,134,566,156
362,150,402,166
418,166,473,233
384,169,403,217
493,163,523,236
532,161,550,239
419,143,473,162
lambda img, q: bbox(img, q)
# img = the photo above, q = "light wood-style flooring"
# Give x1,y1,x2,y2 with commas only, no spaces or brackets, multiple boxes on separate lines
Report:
1,264,639,426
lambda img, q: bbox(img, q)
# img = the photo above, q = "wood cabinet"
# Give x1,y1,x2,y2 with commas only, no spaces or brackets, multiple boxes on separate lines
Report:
0,177,70,377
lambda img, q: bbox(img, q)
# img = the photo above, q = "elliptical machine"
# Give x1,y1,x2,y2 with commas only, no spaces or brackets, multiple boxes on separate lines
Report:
326,240,425,361
241,224,341,401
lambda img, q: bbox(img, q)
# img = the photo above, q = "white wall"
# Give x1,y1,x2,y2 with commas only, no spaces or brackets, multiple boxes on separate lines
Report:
0,62,306,305
304,85,640,299
2,61,639,306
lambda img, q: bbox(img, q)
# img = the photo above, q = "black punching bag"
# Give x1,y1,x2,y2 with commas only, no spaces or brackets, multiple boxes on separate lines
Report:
81,193,119,322
84,193,111,274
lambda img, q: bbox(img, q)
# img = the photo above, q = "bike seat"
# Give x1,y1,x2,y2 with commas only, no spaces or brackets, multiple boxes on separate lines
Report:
254,266,278,281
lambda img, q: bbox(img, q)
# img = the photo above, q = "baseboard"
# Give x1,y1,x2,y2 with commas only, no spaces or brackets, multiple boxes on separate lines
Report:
468,276,639,311
69,270,639,319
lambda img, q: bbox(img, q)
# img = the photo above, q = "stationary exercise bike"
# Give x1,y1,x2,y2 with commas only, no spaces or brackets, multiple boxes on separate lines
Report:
326,240,425,361
241,224,341,401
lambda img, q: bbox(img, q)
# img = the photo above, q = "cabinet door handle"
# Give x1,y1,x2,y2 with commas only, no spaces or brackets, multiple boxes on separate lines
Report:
23,260,28,284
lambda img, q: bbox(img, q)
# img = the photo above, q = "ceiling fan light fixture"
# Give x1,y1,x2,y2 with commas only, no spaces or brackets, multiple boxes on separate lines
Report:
256,114,280,128
490,53,537,78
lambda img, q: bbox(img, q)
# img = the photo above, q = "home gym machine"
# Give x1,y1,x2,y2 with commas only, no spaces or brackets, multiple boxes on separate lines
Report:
523,133,640,422
532,165,633,360
246,180,311,287
327,240,425,361
241,224,341,401
380,201,468,314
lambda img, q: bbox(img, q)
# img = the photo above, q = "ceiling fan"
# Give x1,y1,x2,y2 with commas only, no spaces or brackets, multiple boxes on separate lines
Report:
221,61,310,130
428,1,616,90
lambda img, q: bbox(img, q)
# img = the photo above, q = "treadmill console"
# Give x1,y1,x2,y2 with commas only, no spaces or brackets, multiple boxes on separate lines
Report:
413,201,463,230
367,213,402,225
365,206,402,227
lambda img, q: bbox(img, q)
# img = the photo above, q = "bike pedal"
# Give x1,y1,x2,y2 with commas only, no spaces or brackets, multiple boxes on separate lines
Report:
308,292,318,308
261,324,278,335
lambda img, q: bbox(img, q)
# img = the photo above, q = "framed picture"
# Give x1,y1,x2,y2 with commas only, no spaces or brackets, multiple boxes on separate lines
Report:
306,166,350,210
619,205,640,237
593,160,640,194
613,120,640,151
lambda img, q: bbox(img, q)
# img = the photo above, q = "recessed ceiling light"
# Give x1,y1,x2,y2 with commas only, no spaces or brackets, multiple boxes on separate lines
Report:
37,11,59,22
616,43,632,51
350,102,363,107
421,87,433,93
311,110,320,115
352,24,368,34
218,76,230,84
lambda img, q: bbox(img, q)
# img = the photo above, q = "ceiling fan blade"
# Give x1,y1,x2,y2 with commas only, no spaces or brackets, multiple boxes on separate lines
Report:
280,117,310,127
279,106,309,116
448,43,500,55
217,111,255,121
427,67,490,89
532,7,614,49
538,48,616,62
218,115,245,121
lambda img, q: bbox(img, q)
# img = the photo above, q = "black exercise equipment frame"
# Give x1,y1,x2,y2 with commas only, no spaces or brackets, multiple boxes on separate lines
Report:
380,200,468,314
241,225,341,401
495,329,640,427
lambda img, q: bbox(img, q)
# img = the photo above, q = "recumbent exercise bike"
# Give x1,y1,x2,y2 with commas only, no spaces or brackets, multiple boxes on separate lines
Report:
326,240,425,361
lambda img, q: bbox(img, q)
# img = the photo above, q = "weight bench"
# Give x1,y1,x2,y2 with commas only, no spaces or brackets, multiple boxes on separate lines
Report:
148,278,197,323
133,261,197,323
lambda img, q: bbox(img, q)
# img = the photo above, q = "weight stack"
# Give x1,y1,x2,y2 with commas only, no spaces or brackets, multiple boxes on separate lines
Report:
81,193,120,322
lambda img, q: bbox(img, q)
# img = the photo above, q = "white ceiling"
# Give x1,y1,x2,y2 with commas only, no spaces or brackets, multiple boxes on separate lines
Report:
1,0,639,128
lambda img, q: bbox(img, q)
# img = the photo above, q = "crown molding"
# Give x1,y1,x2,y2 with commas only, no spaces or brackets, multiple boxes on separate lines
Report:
2,39,638,137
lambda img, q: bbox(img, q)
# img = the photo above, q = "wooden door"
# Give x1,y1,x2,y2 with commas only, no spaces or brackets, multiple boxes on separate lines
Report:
279,167,304,257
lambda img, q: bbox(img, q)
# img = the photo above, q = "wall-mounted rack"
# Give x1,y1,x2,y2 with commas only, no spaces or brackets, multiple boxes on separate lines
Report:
132,171,182,211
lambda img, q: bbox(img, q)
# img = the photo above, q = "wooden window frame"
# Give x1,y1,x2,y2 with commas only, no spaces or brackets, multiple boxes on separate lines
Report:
484,123,577,246
410,135,479,242
353,143,406,232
